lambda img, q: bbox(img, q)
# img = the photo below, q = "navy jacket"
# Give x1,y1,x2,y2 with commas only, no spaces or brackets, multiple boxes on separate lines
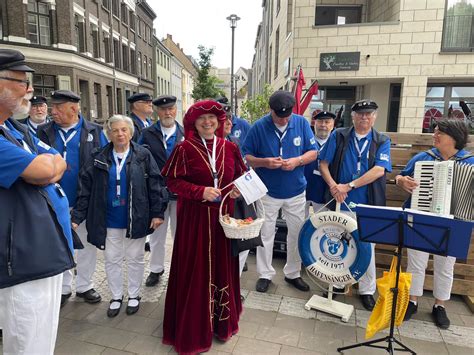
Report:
71,142,169,249
326,127,389,208
0,120,75,289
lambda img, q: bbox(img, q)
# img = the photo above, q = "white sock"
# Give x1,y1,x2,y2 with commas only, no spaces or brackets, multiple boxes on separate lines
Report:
109,300,122,310
128,298,140,307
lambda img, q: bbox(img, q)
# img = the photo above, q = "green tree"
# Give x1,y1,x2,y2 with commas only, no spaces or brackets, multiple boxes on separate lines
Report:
192,45,225,100
240,84,274,123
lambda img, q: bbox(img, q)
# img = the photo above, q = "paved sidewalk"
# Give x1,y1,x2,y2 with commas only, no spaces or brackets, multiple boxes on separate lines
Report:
1,235,473,354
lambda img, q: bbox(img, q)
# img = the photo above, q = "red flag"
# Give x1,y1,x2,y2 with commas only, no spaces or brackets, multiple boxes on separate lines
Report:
293,66,305,114
299,80,319,115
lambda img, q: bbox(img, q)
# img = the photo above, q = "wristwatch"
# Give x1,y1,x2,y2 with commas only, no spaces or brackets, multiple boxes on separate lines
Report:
348,181,357,190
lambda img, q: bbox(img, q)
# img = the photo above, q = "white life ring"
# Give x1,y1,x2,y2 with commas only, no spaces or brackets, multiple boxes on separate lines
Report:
298,211,371,286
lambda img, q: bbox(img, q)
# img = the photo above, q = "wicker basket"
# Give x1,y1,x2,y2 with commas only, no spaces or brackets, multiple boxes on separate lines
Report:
219,191,265,240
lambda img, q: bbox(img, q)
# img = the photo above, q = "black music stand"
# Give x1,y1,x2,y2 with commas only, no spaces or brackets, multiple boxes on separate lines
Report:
337,206,472,355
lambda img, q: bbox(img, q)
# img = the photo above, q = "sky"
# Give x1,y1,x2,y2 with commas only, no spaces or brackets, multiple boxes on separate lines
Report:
151,0,263,70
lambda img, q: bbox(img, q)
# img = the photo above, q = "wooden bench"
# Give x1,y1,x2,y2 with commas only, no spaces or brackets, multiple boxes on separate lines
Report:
377,133,474,311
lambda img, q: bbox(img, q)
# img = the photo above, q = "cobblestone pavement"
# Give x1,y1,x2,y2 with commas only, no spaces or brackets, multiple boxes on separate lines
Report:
1,233,473,354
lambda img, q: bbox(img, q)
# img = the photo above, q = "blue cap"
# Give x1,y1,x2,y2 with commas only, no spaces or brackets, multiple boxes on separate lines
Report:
50,90,80,104
313,111,336,120
269,90,295,118
128,92,153,103
0,49,34,72
153,95,177,108
30,95,48,105
351,100,378,113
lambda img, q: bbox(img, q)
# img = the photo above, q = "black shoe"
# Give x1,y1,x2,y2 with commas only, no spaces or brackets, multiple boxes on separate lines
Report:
256,278,271,293
126,296,141,315
243,262,248,272
107,298,123,318
284,277,310,292
61,293,72,308
432,305,450,329
144,242,150,252
322,286,345,299
404,301,418,321
145,270,164,287
360,295,376,311
76,288,102,304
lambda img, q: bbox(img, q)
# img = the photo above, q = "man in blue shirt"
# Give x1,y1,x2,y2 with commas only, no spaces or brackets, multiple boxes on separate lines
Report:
0,48,74,354
216,96,251,149
304,110,335,217
242,90,317,293
140,95,184,287
37,90,107,307
17,95,50,136
319,99,392,311
128,92,154,142
396,119,474,329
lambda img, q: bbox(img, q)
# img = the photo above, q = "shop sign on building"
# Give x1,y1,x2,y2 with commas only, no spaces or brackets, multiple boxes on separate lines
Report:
320,52,360,71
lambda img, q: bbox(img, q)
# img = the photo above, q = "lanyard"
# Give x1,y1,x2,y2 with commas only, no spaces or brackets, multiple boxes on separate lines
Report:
274,128,288,157
27,119,37,135
353,137,369,174
113,149,129,197
58,129,77,161
201,135,218,188
163,132,174,150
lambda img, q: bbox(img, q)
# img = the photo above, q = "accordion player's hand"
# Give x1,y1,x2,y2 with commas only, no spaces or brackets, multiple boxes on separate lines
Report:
396,175,419,194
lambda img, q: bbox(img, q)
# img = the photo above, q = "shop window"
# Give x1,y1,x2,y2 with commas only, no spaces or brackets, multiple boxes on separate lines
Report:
315,6,361,26
28,0,51,45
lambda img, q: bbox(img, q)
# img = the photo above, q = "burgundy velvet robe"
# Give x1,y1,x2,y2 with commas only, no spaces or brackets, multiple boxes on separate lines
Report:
161,135,247,354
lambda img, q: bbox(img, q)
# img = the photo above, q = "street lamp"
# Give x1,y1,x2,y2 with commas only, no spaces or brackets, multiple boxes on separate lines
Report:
227,14,240,116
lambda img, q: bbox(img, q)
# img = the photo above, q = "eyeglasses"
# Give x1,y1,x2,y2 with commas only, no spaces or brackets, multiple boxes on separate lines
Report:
0,76,31,90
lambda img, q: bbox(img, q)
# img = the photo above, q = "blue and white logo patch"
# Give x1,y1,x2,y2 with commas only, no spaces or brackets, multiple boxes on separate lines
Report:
379,153,389,162
293,136,302,147
234,129,241,138
310,137,316,145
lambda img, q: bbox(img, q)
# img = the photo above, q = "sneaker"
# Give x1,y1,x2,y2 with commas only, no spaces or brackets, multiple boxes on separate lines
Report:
432,305,450,329
403,301,418,321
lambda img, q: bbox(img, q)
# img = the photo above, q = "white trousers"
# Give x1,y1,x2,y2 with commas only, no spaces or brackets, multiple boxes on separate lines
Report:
339,210,376,295
406,248,456,301
148,200,177,273
239,250,250,276
257,192,306,280
62,221,98,294
0,273,62,355
104,228,146,299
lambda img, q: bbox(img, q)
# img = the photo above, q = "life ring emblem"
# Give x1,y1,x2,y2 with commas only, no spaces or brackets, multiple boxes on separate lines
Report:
298,211,371,285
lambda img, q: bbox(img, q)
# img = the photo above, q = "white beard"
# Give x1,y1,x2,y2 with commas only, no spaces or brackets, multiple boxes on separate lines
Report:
0,88,32,117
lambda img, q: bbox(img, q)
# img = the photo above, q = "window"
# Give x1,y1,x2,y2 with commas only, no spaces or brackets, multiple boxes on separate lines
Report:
137,18,142,37
122,44,129,72
121,3,128,25
442,0,474,51
91,26,99,58
315,6,361,26
103,32,111,62
28,0,51,45
112,0,119,18
130,49,136,74
268,44,272,83
113,38,121,69
129,11,135,30
102,0,110,10
93,83,102,120
106,85,113,116
116,87,123,114
274,27,279,79
137,51,142,76
32,74,55,97
143,55,147,79
74,15,85,52
423,84,474,132
287,0,293,37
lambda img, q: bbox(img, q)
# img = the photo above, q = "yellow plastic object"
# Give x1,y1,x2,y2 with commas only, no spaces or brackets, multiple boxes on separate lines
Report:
365,253,412,339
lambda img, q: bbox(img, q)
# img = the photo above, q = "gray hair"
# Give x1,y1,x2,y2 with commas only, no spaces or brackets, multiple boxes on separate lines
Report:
103,114,135,139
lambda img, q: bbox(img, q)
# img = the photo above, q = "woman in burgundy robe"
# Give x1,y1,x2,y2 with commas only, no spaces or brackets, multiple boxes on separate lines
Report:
161,100,247,354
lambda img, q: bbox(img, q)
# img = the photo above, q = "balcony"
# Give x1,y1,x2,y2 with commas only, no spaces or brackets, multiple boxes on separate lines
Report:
442,14,474,52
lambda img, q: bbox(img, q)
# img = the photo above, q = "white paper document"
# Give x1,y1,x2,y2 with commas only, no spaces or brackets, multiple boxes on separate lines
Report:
233,169,268,205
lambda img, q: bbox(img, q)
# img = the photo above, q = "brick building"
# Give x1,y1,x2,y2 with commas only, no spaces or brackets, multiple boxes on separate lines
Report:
0,0,156,122
251,0,474,133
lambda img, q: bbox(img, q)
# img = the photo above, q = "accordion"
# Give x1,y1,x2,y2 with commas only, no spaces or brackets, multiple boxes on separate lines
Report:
411,160,474,221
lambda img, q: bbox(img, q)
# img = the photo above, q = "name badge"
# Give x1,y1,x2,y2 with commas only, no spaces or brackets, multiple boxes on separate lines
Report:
55,183,66,197
313,169,321,176
112,198,126,207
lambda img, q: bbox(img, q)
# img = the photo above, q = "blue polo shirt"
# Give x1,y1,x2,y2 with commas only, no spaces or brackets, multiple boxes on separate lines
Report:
242,113,317,199
106,150,129,229
54,116,83,207
319,128,392,210
0,119,74,252
305,138,329,204
230,115,251,151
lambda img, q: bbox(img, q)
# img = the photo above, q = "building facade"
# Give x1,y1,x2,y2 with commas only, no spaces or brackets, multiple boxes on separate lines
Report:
0,0,156,122
170,56,183,122
251,0,474,133
154,36,172,97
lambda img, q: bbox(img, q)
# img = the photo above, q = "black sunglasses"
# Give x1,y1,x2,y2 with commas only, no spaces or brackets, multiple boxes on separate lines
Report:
0,76,31,90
